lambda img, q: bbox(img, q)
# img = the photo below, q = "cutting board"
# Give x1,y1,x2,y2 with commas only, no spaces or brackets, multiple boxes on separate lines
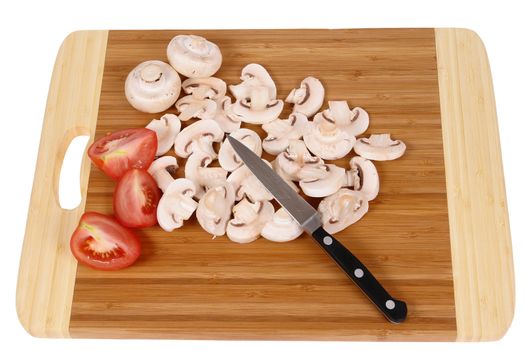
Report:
16,29,514,341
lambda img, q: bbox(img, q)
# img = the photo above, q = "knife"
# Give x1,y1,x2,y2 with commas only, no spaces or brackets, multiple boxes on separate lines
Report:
227,135,407,323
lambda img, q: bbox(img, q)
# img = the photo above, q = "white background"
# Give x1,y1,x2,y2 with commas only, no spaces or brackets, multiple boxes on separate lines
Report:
1,0,523,348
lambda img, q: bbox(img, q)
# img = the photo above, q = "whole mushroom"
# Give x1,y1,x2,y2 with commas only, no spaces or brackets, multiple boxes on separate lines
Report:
318,189,369,234
167,35,222,78
285,76,325,117
196,182,236,237
226,198,274,244
146,114,181,156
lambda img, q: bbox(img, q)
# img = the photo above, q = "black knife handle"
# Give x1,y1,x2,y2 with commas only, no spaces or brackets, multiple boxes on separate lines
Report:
311,227,407,323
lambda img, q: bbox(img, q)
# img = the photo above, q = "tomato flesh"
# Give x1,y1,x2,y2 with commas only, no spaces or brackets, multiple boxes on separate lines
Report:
114,169,161,228
70,212,141,271
88,128,157,180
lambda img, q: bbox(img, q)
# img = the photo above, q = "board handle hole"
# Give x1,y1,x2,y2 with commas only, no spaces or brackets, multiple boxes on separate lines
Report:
58,135,90,210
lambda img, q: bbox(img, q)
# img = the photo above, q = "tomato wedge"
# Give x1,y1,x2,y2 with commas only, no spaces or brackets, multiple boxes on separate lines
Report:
88,128,157,180
70,212,141,271
114,169,161,228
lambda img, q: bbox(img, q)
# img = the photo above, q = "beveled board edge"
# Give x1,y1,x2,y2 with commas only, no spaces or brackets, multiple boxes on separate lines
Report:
435,28,515,341
16,30,108,337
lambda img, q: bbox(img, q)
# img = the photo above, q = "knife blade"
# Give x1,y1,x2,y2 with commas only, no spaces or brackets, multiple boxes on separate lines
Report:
227,135,407,323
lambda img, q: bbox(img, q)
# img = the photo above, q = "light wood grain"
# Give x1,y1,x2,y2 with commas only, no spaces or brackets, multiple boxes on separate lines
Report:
16,30,108,337
435,28,514,341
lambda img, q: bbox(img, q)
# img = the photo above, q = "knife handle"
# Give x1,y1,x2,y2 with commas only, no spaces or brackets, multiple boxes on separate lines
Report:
311,227,407,323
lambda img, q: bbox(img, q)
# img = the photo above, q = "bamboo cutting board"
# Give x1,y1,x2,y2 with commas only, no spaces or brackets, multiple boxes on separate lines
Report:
16,29,514,341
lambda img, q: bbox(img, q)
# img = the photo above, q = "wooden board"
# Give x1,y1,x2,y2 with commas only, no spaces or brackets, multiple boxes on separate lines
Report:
16,29,514,341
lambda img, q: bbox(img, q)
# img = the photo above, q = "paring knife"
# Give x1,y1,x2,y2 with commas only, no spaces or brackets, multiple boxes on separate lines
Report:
227,135,408,324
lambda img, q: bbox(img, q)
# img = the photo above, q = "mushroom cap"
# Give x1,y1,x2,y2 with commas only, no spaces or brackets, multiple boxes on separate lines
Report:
157,178,198,232
298,164,346,197
262,112,308,155
231,98,284,125
182,77,227,100
319,189,369,234
314,101,369,137
213,96,241,133
274,139,323,181
185,152,228,199
167,35,222,78
303,114,356,160
285,76,325,117
229,63,277,100
226,198,274,244
218,128,262,171
354,134,406,161
349,156,379,201
146,114,182,156
196,182,236,237
261,207,303,242
175,95,218,121
227,162,274,202
125,60,181,113
174,119,224,158
148,155,179,192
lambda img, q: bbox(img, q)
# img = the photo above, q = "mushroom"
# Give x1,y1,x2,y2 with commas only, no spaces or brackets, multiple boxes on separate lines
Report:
274,139,324,181
148,156,179,192
175,95,217,121
185,152,228,199
298,164,347,198
285,77,325,117
157,178,198,232
181,77,227,100
125,60,181,113
271,159,300,193
218,128,262,171
347,156,380,201
226,198,274,244
261,208,303,242
229,63,277,101
354,134,406,161
146,114,181,156
231,96,284,125
196,182,236,237
174,119,224,158
303,111,355,160
166,35,222,78
213,96,241,133
227,162,274,202
313,101,369,136
318,189,369,234
262,112,308,155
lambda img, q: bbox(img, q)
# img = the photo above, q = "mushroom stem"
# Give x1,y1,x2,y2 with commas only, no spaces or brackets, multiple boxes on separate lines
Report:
140,64,163,83
153,170,176,192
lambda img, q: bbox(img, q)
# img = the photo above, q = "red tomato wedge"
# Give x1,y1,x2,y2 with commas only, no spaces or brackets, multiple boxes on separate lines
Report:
88,128,157,180
114,169,161,228
70,212,141,271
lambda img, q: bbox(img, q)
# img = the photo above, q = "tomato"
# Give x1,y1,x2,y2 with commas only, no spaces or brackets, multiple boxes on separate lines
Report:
113,169,161,228
88,128,157,180
70,212,141,271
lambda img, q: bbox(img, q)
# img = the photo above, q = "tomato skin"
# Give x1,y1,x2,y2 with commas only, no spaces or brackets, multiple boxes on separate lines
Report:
113,169,161,228
87,128,157,180
70,212,141,271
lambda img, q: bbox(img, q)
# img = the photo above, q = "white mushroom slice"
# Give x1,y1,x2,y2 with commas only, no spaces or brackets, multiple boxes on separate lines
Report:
262,112,308,155
285,77,325,117
218,128,262,171
196,182,236,237
226,198,274,244
185,152,228,199
213,96,241,133
157,178,198,232
314,101,370,136
125,60,181,113
298,164,346,198
261,208,303,242
319,189,369,234
182,77,227,100
274,139,323,181
146,114,181,156
229,63,277,101
227,162,274,202
148,156,179,192
354,134,406,161
175,95,217,121
348,156,380,201
271,159,300,193
231,97,283,125
174,119,224,158
167,35,222,78
303,113,355,160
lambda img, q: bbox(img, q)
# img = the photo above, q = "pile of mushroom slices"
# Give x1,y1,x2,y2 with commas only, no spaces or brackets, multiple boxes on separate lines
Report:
124,34,407,244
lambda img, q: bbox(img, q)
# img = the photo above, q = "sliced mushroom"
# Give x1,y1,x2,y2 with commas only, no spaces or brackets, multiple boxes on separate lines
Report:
213,96,241,133
318,189,369,234
347,156,379,201
303,112,355,160
182,77,227,100
148,156,179,192
229,63,277,101
146,114,181,156
261,208,303,242
174,119,224,158
231,96,284,125
218,128,262,171
285,77,325,117
354,134,406,161
167,35,222,78
175,95,217,121
271,159,300,193
313,101,370,137
196,182,236,237
274,139,323,181
298,164,346,197
227,162,274,202
125,60,181,113
226,198,274,244
185,152,228,199
157,178,198,232
262,112,308,155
